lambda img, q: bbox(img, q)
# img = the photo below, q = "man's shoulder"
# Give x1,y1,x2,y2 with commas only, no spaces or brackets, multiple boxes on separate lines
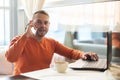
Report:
12,35,22,41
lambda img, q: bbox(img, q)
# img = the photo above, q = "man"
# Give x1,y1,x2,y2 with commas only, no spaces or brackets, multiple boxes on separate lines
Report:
112,32,120,49
5,10,98,75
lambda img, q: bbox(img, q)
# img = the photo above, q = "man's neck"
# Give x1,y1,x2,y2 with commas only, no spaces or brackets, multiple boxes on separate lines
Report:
33,35,43,42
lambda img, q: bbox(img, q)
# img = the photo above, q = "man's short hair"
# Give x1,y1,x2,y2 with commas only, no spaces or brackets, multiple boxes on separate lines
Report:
33,10,49,17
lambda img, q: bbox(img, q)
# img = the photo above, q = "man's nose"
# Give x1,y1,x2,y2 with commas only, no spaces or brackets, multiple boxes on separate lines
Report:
40,23,46,27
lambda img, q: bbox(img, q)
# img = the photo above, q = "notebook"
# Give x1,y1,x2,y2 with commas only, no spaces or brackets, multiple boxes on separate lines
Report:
2,75,38,80
69,31,112,71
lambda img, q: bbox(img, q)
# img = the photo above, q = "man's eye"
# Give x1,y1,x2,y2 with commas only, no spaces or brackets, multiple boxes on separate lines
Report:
44,22,49,25
37,21,42,24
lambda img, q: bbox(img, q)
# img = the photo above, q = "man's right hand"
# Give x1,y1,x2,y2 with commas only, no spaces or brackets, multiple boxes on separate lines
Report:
24,20,34,38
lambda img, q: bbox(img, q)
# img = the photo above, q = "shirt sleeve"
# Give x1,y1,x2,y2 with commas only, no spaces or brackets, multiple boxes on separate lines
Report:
54,40,84,60
5,34,28,62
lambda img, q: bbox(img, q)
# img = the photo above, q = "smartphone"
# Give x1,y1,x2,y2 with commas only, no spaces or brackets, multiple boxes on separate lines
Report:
31,27,36,34
31,20,37,34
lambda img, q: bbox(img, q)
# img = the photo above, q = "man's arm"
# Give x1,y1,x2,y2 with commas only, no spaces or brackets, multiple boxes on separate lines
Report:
54,40,98,61
5,35,28,63
54,40,84,60
5,20,34,63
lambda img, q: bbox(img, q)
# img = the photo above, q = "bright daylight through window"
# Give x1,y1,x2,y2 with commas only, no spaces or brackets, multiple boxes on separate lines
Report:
0,0,10,46
44,1,120,44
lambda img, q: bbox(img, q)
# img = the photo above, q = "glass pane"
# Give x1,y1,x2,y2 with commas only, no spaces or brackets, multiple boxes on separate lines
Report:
0,9,4,45
5,0,10,7
0,0,9,7
0,9,10,45
5,9,10,45
0,0,3,7
44,1,120,44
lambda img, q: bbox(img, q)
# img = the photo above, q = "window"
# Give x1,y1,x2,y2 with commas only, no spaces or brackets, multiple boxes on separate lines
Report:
44,1,120,44
0,0,10,45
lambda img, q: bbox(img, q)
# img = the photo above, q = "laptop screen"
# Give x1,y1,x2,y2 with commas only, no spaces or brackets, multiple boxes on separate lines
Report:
72,31,112,70
76,32,108,58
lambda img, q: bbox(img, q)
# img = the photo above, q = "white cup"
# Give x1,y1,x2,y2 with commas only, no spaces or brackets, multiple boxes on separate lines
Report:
55,61,68,73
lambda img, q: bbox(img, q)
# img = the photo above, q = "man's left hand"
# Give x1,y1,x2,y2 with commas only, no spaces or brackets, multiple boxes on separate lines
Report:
82,52,99,61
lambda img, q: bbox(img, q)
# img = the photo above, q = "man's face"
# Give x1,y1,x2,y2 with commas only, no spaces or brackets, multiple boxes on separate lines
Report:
32,13,50,37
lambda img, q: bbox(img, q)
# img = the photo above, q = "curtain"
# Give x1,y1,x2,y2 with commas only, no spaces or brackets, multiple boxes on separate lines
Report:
46,1,120,32
113,2,120,32
21,0,45,19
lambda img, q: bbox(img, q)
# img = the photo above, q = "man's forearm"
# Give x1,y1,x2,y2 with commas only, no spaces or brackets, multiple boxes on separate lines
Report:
5,35,27,62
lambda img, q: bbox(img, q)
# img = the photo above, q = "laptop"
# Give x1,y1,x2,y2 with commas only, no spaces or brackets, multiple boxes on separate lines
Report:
69,31,112,71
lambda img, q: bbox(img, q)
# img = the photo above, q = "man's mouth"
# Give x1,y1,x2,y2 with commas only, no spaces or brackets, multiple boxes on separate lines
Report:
38,28,46,32
37,29,47,34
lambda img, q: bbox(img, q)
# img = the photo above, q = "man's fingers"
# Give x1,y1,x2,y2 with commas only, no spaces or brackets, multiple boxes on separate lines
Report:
90,53,98,61
93,53,99,61
83,52,99,61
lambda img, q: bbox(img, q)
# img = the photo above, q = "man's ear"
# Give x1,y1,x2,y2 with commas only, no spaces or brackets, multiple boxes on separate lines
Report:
48,22,50,25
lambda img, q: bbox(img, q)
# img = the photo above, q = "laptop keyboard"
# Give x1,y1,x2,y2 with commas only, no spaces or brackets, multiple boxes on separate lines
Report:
82,59,106,68
69,59,107,69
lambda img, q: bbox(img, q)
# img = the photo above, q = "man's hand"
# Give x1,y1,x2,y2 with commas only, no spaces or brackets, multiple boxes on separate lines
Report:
24,20,34,38
82,52,99,61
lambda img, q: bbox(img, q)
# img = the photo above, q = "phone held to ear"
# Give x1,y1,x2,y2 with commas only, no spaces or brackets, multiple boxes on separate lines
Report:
31,27,36,34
